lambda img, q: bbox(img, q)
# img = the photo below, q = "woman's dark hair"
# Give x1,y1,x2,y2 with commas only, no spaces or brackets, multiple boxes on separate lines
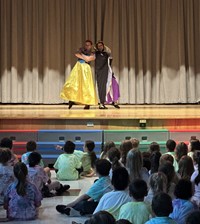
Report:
85,140,97,168
150,151,162,174
158,162,175,192
129,179,148,200
108,147,122,171
26,141,37,152
175,142,188,162
95,159,111,176
152,192,173,217
28,152,42,167
120,140,133,166
0,137,13,149
101,141,115,159
0,148,12,165
64,141,75,154
174,179,193,200
14,162,28,196
84,211,115,224
186,211,200,224
194,154,200,186
178,155,194,180
112,167,129,190
166,139,176,152
149,142,160,154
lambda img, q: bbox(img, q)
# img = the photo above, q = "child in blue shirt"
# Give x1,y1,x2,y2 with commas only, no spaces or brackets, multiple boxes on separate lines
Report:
145,193,176,224
56,159,113,216
169,179,197,224
94,167,132,219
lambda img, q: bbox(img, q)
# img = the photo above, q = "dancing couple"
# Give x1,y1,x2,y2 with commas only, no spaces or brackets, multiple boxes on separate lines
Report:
60,40,120,109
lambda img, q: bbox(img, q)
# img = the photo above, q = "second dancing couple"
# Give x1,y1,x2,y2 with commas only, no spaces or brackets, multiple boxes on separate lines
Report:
60,40,120,109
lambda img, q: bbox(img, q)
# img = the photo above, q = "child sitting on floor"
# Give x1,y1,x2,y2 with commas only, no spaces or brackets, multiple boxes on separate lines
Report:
27,152,70,197
56,159,113,216
21,141,44,167
169,179,197,224
54,141,82,180
81,140,97,176
145,192,176,224
0,148,15,205
4,162,42,221
94,167,132,219
118,179,151,224
0,138,18,166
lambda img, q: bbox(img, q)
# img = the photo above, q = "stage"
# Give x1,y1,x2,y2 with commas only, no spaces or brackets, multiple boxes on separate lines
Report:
0,104,199,130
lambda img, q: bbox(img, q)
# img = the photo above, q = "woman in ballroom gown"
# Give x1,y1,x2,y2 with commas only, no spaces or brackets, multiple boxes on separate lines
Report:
60,40,98,110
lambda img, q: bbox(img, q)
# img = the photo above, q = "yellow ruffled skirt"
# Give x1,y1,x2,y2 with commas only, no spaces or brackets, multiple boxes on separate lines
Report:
60,62,98,105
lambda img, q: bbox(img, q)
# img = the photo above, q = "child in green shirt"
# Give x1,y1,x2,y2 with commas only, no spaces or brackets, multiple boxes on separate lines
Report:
54,141,82,180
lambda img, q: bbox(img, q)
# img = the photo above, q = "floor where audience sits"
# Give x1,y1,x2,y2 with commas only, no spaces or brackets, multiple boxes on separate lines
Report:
0,171,96,224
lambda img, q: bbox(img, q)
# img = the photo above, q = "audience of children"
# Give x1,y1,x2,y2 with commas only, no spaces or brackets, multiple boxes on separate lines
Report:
54,141,82,180
118,179,151,224
1,136,200,223
56,159,113,216
94,167,131,219
4,162,42,220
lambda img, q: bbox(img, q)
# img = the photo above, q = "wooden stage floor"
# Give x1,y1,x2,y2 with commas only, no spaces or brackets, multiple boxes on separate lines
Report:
0,104,199,130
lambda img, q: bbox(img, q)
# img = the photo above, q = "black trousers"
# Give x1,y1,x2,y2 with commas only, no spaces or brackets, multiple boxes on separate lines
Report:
73,199,98,215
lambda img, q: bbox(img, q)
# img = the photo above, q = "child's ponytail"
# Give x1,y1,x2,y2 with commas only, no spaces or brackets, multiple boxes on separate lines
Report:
14,162,28,196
